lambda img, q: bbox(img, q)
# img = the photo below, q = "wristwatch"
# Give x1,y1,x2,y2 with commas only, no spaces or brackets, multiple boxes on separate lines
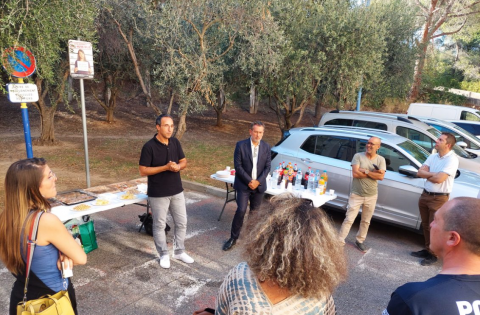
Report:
365,170,369,175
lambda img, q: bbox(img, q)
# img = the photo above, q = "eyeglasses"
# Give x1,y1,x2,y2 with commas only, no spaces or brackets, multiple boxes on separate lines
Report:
48,172,57,180
367,142,379,146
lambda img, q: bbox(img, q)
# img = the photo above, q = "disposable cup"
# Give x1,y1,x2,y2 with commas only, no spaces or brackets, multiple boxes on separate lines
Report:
226,166,231,171
329,189,335,196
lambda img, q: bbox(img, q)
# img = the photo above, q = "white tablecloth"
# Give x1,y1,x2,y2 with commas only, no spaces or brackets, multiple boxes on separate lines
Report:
51,191,147,222
210,174,336,208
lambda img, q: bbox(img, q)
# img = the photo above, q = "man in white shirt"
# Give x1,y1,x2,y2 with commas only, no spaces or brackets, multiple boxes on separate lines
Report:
411,132,459,266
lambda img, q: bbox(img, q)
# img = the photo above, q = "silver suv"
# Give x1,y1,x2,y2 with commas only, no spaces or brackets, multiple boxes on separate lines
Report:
271,126,480,230
319,110,480,175
407,116,480,155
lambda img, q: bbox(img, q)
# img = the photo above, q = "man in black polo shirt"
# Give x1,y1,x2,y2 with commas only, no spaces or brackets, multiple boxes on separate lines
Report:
139,114,194,269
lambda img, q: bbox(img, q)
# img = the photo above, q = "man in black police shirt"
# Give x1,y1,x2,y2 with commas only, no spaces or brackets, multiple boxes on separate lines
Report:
139,114,194,269
383,197,480,315
223,121,271,251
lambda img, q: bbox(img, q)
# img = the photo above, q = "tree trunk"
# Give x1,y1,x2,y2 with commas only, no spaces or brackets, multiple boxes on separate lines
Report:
314,97,322,118
167,90,174,115
39,106,57,144
250,83,258,114
67,76,73,102
408,43,428,102
104,75,112,107
215,87,226,127
175,105,189,140
105,90,117,123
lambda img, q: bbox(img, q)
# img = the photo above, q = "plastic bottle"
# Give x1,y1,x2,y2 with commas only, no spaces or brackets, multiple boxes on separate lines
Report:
271,167,279,188
295,170,302,190
294,163,298,172
318,177,325,195
313,170,320,189
282,161,286,170
304,167,311,189
308,172,316,192
322,170,328,194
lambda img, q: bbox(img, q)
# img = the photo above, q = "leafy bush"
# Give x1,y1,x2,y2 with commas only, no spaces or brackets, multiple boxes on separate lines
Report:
460,81,480,93
422,90,467,105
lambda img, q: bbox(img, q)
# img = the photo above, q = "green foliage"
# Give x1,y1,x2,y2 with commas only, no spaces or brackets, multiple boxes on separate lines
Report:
423,90,467,105
364,0,418,108
151,0,269,115
0,0,97,85
460,81,480,93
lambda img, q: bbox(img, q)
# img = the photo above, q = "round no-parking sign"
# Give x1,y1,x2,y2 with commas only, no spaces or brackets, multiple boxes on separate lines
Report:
2,47,36,78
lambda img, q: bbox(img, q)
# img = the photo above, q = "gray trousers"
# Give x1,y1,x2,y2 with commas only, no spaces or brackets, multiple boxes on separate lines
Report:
149,192,187,256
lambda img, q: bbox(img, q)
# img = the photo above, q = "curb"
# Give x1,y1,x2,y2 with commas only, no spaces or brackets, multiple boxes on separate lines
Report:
182,180,227,199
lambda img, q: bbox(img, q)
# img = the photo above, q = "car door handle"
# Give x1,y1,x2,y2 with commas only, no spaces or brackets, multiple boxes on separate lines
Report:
300,158,312,163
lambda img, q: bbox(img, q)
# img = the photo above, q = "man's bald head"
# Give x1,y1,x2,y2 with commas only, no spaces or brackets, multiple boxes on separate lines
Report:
443,197,480,255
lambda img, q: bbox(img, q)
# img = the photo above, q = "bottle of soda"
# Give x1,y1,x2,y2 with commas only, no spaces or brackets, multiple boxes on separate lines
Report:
303,167,311,189
322,170,328,194
318,177,325,195
294,163,298,172
282,161,286,170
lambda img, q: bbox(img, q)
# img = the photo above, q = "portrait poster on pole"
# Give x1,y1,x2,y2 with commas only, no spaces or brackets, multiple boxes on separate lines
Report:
68,40,94,79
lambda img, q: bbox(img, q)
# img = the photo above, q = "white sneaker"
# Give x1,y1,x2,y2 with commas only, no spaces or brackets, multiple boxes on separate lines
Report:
160,255,170,269
172,252,194,264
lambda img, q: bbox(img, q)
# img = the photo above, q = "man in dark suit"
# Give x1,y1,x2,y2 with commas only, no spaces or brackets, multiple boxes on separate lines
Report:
222,121,271,251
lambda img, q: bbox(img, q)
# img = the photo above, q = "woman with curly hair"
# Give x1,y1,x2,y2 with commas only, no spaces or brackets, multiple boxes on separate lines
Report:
0,158,87,315
215,194,347,315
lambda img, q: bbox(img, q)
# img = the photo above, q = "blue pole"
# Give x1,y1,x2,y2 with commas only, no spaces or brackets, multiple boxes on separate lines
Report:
18,78,33,158
20,106,33,158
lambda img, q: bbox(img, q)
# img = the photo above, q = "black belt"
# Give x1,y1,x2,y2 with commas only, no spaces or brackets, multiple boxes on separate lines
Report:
423,189,449,196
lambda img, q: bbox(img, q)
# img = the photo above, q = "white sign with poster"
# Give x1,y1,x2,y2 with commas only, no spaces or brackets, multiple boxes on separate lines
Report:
68,40,94,79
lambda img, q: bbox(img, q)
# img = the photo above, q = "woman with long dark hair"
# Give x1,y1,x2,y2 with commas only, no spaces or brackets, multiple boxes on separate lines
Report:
0,158,87,315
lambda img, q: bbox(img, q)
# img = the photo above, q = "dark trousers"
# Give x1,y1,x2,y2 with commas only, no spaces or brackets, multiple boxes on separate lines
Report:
230,189,264,239
418,192,449,255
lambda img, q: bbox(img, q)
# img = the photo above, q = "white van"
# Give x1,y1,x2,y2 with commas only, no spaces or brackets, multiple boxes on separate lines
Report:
407,103,480,121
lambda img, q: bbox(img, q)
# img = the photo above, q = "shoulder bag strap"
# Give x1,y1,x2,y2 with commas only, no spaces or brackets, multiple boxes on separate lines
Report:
22,211,43,305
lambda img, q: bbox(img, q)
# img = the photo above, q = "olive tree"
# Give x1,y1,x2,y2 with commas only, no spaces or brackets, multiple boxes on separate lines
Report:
409,0,480,102
152,0,271,138
257,0,386,135
0,0,97,144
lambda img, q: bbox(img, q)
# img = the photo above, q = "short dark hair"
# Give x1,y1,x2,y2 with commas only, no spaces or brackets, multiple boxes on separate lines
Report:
442,132,456,147
156,114,173,126
443,197,480,255
250,121,265,130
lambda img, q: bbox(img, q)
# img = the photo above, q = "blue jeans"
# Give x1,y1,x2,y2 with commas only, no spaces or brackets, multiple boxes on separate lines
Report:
149,192,187,256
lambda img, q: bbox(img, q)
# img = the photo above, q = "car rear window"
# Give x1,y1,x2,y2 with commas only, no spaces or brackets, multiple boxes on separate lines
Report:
324,119,353,126
353,120,387,131
300,135,354,161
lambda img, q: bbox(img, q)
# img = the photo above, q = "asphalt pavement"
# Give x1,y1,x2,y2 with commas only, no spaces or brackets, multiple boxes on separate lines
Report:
0,182,441,315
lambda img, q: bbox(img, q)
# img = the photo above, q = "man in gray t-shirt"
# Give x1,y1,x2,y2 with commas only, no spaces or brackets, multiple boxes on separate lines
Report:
338,137,386,252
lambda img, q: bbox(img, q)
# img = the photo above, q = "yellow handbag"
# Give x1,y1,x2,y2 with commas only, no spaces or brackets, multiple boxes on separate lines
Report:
17,212,75,315
17,290,74,315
